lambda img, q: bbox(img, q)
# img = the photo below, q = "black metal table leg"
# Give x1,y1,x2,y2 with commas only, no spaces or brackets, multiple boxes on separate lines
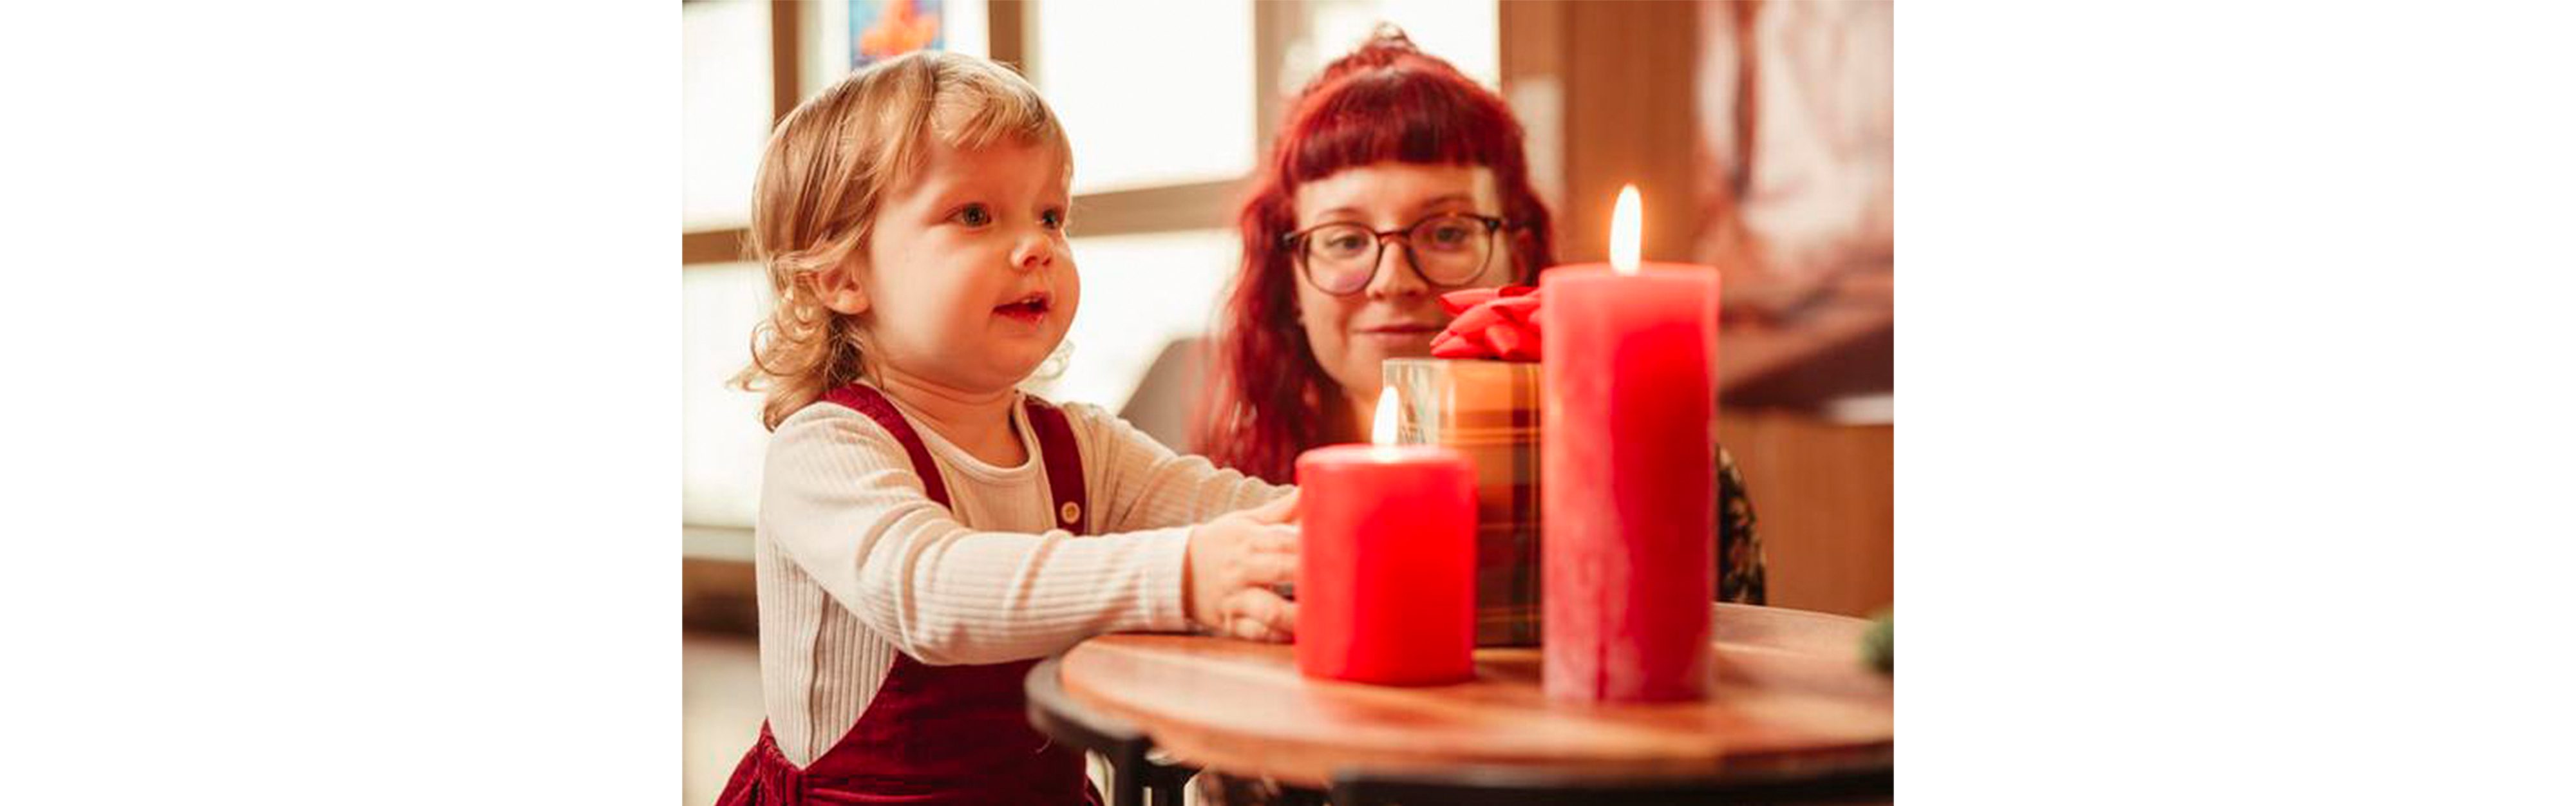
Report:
1107,742,1145,806
1027,654,1198,806
1142,747,1194,805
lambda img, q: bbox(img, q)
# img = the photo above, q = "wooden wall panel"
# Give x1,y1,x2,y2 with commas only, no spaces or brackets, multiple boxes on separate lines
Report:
1557,0,1701,264
683,556,760,635
1719,411,1894,618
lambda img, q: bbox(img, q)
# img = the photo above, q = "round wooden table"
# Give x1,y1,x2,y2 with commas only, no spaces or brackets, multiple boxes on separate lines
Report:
1027,603,1891,804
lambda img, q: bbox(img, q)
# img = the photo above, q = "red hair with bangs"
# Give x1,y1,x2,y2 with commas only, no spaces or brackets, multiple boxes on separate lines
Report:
1196,30,1558,483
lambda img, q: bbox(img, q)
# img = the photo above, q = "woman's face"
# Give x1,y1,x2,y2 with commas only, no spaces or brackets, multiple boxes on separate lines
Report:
1289,162,1515,406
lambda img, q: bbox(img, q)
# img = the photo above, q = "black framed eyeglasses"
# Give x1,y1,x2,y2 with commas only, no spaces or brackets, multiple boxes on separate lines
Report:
1281,213,1515,296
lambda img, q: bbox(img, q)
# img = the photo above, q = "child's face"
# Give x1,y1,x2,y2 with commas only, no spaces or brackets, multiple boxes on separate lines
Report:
839,139,1079,393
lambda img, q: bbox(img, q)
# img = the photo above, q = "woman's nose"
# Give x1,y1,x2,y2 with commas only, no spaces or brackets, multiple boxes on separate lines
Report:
1364,239,1428,299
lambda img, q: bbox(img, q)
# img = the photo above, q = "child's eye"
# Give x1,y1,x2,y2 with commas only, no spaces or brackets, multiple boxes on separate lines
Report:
953,204,992,227
1040,208,1066,230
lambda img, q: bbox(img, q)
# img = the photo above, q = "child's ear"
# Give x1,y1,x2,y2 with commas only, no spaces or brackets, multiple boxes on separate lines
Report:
813,261,871,316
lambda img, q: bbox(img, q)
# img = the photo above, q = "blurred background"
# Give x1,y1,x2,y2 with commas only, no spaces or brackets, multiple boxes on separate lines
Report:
683,1,1889,801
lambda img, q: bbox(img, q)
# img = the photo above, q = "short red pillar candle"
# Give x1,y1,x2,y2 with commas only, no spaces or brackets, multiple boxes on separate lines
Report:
1540,186,1720,703
1294,389,1479,686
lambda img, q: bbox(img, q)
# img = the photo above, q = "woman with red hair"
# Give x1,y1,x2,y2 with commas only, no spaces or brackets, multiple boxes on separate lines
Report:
1197,28,1766,604
1190,30,1768,803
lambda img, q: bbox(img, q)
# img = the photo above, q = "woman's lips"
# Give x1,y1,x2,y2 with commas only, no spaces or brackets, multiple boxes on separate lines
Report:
1358,323,1441,336
1356,323,1441,346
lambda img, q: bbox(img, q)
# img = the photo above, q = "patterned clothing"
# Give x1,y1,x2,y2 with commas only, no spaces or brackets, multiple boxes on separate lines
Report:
1718,445,1770,605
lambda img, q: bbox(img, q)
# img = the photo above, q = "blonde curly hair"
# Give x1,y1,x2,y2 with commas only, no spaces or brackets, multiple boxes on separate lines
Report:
732,50,1072,430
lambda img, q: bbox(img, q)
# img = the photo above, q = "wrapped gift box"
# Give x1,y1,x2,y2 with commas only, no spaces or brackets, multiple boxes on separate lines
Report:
1385,357,1542,646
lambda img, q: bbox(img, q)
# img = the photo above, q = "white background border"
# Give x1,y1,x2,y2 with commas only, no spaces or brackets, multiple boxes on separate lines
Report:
6,3,2573,801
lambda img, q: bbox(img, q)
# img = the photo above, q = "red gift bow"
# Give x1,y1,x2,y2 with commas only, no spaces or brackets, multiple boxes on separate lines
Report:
1429,285,1542,361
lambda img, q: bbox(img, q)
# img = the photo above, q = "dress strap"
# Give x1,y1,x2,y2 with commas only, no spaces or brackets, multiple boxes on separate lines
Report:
1021,396,1090,535
820,384,950,508
820,384,1085,534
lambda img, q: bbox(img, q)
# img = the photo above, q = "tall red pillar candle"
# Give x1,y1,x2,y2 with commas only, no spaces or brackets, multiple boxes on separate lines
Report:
1295,389,1478,686
1539,187,1721,703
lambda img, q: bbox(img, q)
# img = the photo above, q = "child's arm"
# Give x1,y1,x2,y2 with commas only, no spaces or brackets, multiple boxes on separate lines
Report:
1066,403,1294,534
759,406,1196,666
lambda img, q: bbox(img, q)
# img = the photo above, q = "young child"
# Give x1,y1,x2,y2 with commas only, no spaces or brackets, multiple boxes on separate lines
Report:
715,51,1300,805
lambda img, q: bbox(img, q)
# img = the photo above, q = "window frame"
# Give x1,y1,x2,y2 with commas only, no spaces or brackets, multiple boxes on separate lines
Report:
679,0,1274,269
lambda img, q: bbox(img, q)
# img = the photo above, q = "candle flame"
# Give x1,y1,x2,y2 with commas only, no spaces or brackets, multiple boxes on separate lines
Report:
1372,387,1400,446
1611,184,1642,276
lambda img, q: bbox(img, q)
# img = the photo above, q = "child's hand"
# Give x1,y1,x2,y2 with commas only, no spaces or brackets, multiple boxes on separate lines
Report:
1182,491,1301,642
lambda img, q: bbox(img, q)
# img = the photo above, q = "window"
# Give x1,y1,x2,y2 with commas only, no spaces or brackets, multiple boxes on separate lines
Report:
1037,229,1241,410
682,1,772,231
681,263,772,529
1282,0,1498,91
1032,1,1256,194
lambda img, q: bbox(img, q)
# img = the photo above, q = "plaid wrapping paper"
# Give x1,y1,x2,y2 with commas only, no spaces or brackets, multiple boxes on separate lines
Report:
1385,357,1542,646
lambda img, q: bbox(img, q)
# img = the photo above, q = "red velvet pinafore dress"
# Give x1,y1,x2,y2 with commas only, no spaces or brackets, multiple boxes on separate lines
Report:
716,384,1099,805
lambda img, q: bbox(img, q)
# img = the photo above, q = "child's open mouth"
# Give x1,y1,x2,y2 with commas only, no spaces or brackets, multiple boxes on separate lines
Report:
994,291,1051,323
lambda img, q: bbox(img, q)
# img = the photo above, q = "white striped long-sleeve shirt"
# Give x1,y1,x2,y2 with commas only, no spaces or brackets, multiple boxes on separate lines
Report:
753,390,1289,765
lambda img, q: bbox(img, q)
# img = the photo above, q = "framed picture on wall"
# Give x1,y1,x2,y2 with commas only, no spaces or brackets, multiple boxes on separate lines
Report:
804,1,988,95
849,0,944,68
